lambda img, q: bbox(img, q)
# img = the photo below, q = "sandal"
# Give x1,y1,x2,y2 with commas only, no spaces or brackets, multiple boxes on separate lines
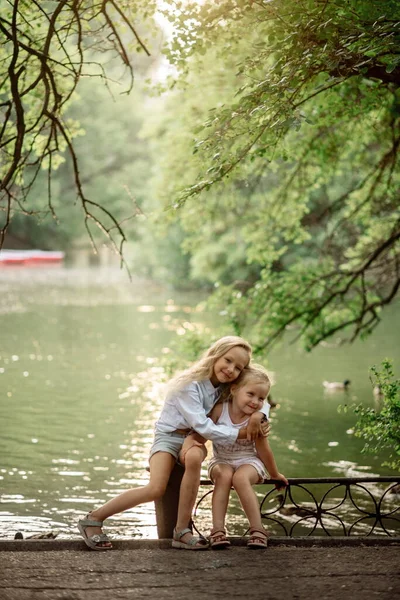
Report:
171,528,209,550
77,514,112,551
247,527,269,550
209,528,231,550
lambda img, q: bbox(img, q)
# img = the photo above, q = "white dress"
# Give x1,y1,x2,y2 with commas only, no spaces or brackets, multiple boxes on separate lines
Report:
207,402,268,483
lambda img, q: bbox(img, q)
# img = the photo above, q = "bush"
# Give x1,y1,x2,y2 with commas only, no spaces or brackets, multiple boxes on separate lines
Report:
352,360,400,470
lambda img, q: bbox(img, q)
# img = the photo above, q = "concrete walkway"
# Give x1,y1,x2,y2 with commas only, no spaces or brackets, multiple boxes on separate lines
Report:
1,539,399,600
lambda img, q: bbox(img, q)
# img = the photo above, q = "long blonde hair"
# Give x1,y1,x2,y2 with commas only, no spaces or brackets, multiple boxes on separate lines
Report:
229,363,271,401
168,336,252,393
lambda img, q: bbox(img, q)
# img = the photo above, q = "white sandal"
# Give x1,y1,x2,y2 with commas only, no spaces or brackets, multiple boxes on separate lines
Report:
78,514,112,551
171,528,209,550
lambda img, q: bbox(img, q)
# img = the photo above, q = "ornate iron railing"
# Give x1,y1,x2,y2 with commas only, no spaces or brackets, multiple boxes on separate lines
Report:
193,477,400,538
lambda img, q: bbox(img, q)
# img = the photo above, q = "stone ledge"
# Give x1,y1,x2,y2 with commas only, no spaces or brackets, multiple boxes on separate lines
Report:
1,536,399,552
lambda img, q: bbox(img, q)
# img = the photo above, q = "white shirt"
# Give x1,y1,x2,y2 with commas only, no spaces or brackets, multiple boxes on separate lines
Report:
155,379,270,445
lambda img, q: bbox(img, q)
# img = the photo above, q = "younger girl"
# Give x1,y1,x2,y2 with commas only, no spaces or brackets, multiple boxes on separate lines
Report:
182,364,287,549
78,336,270,550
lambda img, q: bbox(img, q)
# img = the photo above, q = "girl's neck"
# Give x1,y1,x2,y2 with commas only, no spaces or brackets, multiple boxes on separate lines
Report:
228,402,247,424
210,374,219,387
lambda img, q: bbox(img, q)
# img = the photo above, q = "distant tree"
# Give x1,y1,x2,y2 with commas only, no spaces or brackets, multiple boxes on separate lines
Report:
0,0,156,256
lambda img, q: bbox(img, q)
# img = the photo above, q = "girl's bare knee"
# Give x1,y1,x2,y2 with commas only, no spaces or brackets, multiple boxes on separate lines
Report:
148,481,167,500
232,472,250,490
184,447,204,470
214,471,233,487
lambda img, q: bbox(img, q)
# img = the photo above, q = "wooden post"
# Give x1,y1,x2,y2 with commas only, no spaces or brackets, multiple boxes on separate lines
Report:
154,463,184,539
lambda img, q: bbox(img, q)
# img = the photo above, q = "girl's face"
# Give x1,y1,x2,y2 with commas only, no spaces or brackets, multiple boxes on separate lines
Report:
231,381,269,416
210,346,249,386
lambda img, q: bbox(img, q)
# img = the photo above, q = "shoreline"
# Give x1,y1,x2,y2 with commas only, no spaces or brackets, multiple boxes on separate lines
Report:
1,536,399,551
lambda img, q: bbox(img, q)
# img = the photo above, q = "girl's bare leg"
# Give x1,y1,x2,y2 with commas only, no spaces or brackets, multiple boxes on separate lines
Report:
175,445,205,543
210,464,234,532
84,451,176,545
232,464,264,530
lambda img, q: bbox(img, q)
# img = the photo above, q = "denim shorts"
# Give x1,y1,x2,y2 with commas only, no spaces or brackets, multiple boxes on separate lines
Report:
149,429,187,461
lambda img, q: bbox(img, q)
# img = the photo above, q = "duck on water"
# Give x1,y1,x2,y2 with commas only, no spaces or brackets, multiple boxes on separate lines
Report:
323,379,351,391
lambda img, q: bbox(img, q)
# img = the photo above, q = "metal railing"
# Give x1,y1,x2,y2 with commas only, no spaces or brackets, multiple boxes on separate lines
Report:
193,476,400,538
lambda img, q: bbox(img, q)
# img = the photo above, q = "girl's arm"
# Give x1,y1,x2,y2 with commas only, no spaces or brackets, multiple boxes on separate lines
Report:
180,403,270,461
242,418,270,440
255,437,288,489
184,401,268,443
179,404,224,462
247,404,270,440
185,403,223,445
174,385,239,444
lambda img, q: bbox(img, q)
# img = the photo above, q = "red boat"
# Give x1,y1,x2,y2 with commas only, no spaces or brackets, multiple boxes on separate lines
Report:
0,250,65,266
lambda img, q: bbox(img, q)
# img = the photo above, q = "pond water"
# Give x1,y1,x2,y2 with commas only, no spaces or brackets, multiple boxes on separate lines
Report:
0,267,398,540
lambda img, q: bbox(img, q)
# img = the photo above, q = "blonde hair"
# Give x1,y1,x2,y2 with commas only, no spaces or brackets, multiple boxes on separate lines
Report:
168,336,252,393
229,363,271,399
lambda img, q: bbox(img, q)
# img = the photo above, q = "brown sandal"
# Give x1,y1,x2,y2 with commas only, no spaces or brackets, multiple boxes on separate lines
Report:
247,528,269,549
209,528,231,550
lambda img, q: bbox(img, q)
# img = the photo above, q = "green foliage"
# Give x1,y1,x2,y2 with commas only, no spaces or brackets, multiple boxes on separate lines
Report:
351,360,400,470
128,220,192,286
162,0,400,194
151,0,400,348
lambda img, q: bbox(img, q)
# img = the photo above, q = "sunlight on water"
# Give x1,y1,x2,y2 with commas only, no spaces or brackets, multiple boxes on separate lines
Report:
322,460,378,478
0,267,188,539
